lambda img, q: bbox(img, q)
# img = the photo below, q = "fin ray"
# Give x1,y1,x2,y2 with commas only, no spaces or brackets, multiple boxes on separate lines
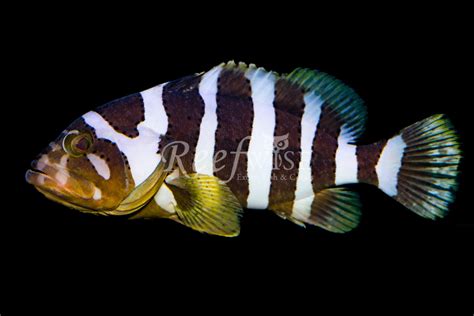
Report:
379,114,462,219
166,173,243,237
218,61,366,142
287,187,362,233
286,68,367,142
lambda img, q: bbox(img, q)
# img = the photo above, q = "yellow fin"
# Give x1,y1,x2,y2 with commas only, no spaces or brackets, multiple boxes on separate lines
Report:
166,174,243,237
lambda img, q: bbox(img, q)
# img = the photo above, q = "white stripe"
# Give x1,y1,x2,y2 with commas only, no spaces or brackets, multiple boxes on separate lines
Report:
93,187,102,200
292,195,315,221
37,155,50,171
37,174,45,185
140,84,168,142
375,134,406,196
245,68,276,209
292,92,323,217
154,184,177,214
194,66,221,175
87,153,111,180
54,155,70,186
83,84,167,186
334,135,358,185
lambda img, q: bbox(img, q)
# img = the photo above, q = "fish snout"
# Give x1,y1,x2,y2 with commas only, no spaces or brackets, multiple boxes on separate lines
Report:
26,158,95,201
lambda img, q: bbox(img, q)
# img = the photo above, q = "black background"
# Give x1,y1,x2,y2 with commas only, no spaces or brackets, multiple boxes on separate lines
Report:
3,5,473,313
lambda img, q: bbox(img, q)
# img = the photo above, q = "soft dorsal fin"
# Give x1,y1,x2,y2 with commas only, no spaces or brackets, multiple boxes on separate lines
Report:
166,173,243,237
216,62,367,142
285,68,367,142
291,187,362,233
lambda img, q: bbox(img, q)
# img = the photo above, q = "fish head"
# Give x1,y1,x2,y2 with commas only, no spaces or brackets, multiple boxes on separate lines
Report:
25,117,135,214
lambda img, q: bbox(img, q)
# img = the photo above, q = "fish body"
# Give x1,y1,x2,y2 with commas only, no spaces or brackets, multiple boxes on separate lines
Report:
26,62,462,236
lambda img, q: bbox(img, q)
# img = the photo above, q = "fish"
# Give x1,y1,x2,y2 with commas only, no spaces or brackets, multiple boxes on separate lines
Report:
25,61,462,237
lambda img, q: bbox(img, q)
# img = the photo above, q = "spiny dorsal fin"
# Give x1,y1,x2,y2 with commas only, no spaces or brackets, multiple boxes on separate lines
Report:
292,187,362,233
166,173,243,237
221,61,280,78
222,60,257,72
286,68,367,142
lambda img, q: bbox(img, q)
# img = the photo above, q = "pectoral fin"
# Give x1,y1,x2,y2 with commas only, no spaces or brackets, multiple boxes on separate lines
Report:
166,174,243,237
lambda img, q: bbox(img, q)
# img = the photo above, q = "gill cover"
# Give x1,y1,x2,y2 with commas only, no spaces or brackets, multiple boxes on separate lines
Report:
108,158,170,215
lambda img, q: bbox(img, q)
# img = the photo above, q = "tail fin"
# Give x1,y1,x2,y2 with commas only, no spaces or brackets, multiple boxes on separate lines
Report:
375,114,462,219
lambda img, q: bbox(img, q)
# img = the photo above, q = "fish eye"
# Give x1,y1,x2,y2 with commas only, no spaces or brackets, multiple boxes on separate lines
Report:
62,130,93,157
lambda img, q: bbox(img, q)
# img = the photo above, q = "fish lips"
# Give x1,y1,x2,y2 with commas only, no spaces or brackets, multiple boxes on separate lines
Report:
25,160,97,208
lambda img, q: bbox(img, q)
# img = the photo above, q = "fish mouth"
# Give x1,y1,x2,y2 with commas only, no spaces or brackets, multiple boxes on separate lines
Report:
26,168,100,213
25,167,47,178
25,168,55,187
25,158,97,206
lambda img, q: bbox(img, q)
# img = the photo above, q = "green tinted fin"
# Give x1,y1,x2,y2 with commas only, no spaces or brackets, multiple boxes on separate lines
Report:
292,187,362,233
390,114,462,219
166,174,243,237
286,68,367,142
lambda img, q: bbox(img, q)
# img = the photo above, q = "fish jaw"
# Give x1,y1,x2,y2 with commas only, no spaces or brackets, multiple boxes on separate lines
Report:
25,158,100,212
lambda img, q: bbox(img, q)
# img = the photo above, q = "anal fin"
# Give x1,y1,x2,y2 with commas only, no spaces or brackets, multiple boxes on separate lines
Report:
292,187,362,233
275,212,306,228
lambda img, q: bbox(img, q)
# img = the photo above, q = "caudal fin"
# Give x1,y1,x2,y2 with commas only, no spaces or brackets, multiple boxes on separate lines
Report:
376,114,462,219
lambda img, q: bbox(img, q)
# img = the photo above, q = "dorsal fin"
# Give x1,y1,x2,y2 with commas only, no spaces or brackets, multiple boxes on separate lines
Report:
222,60,258,73
285,68,367,142
217,62,367,142
221,60,280,78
